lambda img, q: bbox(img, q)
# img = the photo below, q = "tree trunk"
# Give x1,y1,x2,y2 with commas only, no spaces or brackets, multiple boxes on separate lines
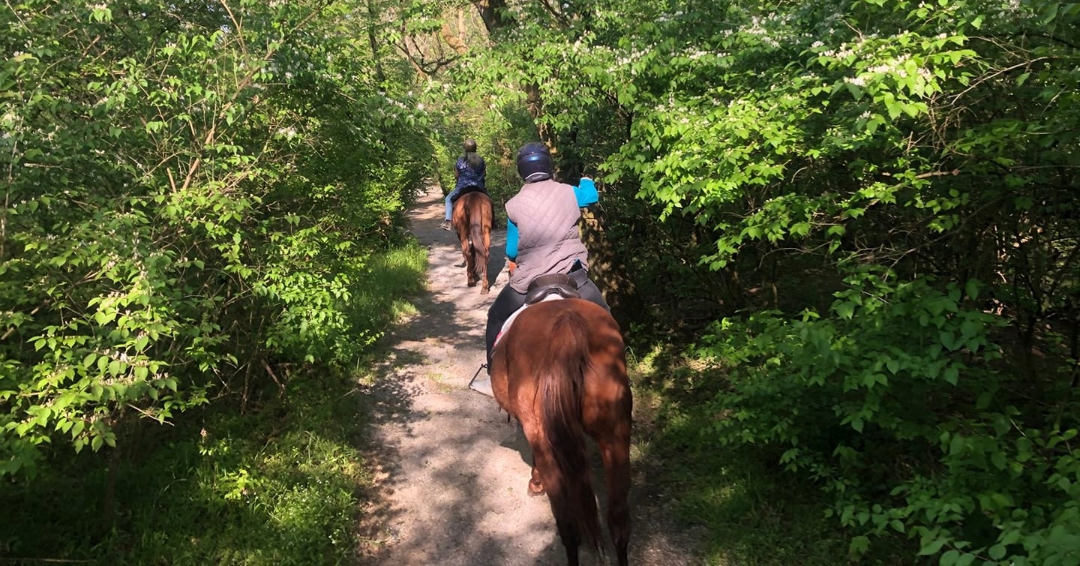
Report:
366,0,385,83
580,206,644,322
472,0,511,33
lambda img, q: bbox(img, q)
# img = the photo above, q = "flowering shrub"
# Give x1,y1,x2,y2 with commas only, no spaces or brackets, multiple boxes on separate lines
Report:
468,0,1080,562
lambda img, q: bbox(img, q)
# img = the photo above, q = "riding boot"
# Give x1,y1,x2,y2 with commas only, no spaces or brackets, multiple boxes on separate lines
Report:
475,285,522,399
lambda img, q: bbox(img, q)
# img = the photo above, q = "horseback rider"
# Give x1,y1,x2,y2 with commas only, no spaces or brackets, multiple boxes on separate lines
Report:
469,142,611,396
441,139,487,231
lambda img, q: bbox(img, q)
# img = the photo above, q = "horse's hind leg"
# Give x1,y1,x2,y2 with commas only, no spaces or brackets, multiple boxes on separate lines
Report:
535,450,582,566
598,429,632,566
521,422,547,496
479,249,490,294
481,221,491,294
460,240,476,287
522,422,581,566
528,457,544,496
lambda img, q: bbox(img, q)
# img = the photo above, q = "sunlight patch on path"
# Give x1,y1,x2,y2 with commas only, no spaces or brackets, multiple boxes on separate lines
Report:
357,185,567,566
356,184,706,566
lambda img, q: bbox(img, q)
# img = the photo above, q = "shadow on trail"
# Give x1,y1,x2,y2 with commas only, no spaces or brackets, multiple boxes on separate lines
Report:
355,184,704,566
355,290,567,564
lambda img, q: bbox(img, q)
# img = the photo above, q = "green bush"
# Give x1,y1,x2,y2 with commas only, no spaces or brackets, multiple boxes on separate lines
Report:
696,270,1079,564
1,0,432,478
463,0,1080,563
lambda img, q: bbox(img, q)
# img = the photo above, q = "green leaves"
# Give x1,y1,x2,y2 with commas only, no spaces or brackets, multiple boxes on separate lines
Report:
0,0,432,480
688,258,1077,563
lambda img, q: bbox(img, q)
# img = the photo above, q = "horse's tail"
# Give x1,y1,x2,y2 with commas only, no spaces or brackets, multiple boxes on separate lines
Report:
539,309,603,555
468,198,490,282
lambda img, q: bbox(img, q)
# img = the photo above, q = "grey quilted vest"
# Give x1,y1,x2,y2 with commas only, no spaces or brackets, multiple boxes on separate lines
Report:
505,179,589,293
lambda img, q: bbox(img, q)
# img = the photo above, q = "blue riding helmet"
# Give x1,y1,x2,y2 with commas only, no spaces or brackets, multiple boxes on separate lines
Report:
516,142,553,182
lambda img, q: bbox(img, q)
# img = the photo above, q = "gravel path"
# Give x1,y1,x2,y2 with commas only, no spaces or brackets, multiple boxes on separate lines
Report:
355,184,706,566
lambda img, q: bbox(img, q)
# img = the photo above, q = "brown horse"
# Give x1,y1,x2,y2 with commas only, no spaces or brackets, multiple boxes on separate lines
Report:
451,191,493,294
490,298,633,566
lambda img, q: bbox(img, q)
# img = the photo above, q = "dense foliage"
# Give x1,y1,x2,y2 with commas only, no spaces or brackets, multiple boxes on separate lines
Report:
460,0,1080,563
2,0,435,561
5,0,1078,563
1,0,430,481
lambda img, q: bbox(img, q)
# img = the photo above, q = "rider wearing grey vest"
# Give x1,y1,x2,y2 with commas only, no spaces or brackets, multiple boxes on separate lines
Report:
470,142,610,396
504,178,588,293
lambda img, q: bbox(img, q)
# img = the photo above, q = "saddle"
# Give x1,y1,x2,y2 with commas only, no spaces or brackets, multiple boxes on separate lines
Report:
495,273,581,350
524,273,580,304
450,185,486,202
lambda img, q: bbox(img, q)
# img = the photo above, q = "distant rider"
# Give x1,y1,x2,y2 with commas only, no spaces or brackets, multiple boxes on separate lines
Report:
442,139,487,231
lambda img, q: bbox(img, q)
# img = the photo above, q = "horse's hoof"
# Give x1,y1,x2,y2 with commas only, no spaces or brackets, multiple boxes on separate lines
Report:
455,262,466,268
528,479,545,497
468,281,477,287
481,288,490,295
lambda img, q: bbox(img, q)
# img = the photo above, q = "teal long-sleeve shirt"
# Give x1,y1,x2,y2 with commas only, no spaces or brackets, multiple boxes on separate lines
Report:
505,177,598,261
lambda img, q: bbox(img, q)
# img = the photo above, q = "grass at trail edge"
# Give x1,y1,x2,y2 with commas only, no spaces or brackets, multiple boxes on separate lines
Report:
0,241,428,565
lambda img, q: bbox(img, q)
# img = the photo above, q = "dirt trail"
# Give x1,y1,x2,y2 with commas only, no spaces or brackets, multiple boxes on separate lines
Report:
356,184,704,566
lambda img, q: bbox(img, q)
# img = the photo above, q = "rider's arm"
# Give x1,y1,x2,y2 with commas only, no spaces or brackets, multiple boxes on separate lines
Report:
505,219,519,261
575,177,598,207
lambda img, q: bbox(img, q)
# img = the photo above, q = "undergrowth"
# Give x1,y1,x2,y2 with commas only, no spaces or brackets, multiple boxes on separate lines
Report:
0,240,428,565
629,343,908,566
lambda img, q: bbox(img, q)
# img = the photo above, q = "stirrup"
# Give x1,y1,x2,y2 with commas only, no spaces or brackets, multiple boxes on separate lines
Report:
468,364,493,397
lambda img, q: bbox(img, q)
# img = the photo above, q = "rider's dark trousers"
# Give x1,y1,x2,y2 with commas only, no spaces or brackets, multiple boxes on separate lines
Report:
485,266,610,367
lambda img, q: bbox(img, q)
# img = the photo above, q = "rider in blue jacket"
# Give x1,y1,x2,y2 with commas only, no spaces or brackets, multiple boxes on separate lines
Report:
441,139,487,231
469,142,610,396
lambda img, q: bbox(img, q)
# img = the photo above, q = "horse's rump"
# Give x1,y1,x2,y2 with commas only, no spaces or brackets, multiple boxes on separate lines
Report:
492,299,632,566
452,192,493,293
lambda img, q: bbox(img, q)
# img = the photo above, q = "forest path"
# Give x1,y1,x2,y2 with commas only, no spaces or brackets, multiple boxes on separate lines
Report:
355,184,704,566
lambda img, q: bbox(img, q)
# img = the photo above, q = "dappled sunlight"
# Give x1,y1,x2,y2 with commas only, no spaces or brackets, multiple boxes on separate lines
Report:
358,185,706,565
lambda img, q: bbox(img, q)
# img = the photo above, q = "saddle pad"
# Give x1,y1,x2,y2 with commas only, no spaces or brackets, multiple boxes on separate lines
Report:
493,294,564,350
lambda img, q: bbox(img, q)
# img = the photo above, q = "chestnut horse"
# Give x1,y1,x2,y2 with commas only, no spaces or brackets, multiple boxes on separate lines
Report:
451,191,493,294
490,298,632,566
